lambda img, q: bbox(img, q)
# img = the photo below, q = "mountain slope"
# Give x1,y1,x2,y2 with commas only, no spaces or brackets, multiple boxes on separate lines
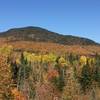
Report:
0,26,98,45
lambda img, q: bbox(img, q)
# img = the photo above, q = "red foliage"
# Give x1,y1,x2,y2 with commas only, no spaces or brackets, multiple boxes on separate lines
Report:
47,70,59,80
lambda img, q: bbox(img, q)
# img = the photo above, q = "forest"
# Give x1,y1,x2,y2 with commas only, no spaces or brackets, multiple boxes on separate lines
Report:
0,45,100,100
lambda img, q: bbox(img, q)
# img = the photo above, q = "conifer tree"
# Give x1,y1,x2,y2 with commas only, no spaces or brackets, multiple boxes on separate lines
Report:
79,60,92,93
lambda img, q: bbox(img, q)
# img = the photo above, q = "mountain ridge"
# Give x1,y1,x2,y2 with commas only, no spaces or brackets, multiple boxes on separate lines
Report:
0,26,99,45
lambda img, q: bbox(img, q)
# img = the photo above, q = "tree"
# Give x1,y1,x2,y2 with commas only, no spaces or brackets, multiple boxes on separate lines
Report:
52,57,67,91
93,53,100,86
11,61,19,84
78,60,92,93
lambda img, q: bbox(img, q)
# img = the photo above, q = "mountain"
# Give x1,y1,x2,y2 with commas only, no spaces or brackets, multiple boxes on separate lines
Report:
0,26,99,45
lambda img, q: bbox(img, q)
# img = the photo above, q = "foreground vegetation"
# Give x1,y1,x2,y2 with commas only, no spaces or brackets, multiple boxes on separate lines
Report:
0,45,100,100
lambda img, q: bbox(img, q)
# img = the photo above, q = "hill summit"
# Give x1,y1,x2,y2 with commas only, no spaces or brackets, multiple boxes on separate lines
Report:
0,26,98,45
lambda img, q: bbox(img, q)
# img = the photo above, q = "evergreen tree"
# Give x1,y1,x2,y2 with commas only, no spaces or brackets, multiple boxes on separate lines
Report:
93,53,100,86
79,60,92,93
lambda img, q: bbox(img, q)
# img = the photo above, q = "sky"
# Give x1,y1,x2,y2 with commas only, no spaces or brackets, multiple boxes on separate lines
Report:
0,0,100,42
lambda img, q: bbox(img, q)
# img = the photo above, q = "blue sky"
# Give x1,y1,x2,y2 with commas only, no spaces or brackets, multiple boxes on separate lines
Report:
0,0,100,42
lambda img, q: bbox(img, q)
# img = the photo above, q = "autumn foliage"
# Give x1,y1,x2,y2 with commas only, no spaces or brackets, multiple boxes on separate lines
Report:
0,45,100,100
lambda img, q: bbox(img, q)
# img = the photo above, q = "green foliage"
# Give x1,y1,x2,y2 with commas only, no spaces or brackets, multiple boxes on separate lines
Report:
28,81,36,100
17,53,32,90
0,27,98,45
68,53,79,65
18,65,31,80
78,61,92,93
93,54,100,86
20,52,28,65
52,58,67,91
3,46,100,99
11,61,19,81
